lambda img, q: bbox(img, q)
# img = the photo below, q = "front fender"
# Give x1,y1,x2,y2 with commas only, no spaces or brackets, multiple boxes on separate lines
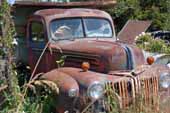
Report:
154,54,170,66
58,67,108,88
41,69,79,97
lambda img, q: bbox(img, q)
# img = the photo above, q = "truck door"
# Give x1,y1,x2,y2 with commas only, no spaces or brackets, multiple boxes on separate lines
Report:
27,19,49,74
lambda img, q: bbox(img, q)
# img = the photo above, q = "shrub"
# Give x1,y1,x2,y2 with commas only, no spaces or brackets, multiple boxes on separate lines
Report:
135,32,170,54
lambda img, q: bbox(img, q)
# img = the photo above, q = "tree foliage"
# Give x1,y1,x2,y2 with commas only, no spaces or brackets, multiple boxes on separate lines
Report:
107,0,170,33
0,1,59,113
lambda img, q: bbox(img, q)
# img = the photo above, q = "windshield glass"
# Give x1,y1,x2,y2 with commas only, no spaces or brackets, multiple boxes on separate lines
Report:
50,18,83,40
84,18,112,37
50,18,113,40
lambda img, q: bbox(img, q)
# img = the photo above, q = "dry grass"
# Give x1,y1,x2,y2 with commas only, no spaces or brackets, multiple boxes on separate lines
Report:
105,82,170,113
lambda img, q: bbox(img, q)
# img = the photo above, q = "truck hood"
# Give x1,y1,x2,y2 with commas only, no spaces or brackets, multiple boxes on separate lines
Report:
49,38,127,72
49,38,125,57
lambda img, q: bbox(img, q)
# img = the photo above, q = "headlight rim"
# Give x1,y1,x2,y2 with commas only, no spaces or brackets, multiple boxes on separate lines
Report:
68,88,79,97
87,81,105,100
159,72,170,89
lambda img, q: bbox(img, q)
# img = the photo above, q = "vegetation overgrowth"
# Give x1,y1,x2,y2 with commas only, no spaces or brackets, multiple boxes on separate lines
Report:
0,1,58,113
135,32,170,53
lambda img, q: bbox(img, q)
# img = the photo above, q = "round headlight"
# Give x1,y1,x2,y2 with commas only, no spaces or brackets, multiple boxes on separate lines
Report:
160,72,170,88
87,82,105,100
68,89,78,97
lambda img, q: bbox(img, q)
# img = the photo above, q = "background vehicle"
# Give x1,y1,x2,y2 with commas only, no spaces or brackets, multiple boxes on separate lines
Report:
7,1,170,113
151,30,170,45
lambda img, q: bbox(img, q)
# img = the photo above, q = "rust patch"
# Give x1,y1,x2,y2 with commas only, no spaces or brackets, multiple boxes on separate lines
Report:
41,69,79,96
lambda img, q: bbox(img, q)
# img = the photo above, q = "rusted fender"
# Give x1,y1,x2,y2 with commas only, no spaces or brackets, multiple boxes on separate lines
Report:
57,67,130,87
58,67,109,88
41,69,79,97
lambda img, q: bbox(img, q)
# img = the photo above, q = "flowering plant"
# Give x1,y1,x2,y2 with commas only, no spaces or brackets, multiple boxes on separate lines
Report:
135,32,170,54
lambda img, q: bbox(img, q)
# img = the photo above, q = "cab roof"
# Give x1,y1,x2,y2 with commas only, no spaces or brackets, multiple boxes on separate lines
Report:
33,8,112,22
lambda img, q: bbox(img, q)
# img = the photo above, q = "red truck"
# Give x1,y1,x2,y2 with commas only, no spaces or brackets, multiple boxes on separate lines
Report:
11,1,170,113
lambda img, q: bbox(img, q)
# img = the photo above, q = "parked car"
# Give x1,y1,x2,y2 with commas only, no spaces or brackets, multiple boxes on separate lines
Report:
11,1,170,113
151,31,170,44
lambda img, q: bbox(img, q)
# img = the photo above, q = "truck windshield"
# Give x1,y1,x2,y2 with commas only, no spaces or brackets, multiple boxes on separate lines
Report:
50,18,113,41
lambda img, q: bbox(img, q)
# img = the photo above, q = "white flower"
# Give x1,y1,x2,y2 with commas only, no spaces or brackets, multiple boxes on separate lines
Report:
135,36,139,41
139,34,142,37
12,38,18,45
141,32,145,36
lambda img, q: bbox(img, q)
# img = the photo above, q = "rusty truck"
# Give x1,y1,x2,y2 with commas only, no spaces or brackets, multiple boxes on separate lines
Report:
3,0,170,112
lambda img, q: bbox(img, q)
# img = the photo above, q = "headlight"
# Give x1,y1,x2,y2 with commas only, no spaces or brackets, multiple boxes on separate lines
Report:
68,89,78,97
160,72,170,88
87,81,105,100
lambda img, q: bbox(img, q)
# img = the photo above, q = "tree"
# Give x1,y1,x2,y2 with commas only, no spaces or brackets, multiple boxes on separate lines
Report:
107,0,170,33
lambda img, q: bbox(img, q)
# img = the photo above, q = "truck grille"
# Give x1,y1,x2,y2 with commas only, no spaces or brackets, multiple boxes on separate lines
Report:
64,53,101,71
104,75,159,111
